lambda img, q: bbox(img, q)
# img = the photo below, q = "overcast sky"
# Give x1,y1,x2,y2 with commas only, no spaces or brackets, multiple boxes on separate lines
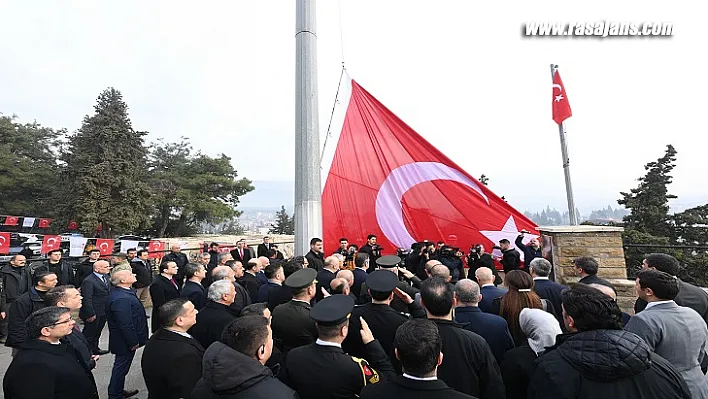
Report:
1,1,705,214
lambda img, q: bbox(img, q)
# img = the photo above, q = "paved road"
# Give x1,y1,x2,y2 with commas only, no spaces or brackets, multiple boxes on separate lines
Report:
1,311,151,399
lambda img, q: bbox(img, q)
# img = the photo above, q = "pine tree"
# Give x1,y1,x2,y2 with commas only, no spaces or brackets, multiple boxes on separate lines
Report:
59,88,152,237
618,145,677,238
269,206,294,235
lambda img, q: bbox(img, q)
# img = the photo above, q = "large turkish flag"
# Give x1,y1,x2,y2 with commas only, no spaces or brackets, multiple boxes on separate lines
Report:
322,80,538,256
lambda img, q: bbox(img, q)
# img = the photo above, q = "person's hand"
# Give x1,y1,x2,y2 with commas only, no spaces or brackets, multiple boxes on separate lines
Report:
130,345,139,351
398,267,414,279
321,287,331,298
87,315,96,323
360,317,375,345
0,312,5,320
91,355,100,362
393,288,414,305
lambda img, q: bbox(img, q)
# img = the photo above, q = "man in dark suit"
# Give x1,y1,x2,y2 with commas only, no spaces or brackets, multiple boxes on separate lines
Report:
271,268,319,353
515,232,542,272
529,258,567,324
3,307,99,398
230,240,252,265
75,248,101,287
454,279,515,366
257,262,286,304
421,277,505,399
305,237,326,271
131,249,153,310
352,253,369,301
188,280,239,349
80,260,112,355
5,270,57,356
181,262,206,309
45,285,98,370
634,253,708,325
240,259,263,303
257,236,271,258
207,242,221,269
315,255,340,302
286,295,396,399
360,319,474,399
475,267,507,314
161,243,189,287
574,256,615,290
106,269,149,399
142,298,204,399
149,261,182,334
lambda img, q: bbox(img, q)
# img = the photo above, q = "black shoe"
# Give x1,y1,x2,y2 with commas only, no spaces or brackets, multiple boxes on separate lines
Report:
94,349,109,355
123,389,139,398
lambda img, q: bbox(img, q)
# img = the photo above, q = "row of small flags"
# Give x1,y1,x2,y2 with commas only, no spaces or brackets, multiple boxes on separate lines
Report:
0,216,103,231
0,233,166,256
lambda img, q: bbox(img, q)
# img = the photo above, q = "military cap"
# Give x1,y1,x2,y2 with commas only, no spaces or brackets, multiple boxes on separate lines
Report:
285,267,317,289
375,255,401,268
366,270,398,293
310,294,355,326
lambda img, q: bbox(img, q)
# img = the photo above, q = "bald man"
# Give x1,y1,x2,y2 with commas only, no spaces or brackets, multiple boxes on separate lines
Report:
257,257,271,285
475,267,507,314
80,260,112,355
315,256,341,302
588,283,632,326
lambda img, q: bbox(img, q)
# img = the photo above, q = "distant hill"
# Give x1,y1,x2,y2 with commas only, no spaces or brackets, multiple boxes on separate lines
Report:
238,180,294,211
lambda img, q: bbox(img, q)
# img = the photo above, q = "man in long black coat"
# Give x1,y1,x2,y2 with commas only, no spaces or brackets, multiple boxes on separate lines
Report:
142,298,204,399
4,306,99,399
80,260,111,355
5,271,57,355
161,244,189,287
149,261,181,334
188,280,239,349
271,269,318,354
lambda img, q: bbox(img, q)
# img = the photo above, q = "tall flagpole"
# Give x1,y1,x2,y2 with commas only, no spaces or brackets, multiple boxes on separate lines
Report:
551,64,578,225
295,0,322,256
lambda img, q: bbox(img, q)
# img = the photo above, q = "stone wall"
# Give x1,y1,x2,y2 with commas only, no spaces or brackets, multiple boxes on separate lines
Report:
539,226,636,313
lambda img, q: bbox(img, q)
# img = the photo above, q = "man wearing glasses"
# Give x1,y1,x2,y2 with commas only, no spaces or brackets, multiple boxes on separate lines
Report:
3,306,99,398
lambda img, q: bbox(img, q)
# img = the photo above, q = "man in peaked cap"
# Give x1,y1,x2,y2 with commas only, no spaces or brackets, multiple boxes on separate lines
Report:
343,270,426,374
271,268,319,354
358,256,422,313
286,295,396,399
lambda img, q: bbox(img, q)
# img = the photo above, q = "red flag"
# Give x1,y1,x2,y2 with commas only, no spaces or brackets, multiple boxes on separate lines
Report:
41,235,62,254
322,80,538,259
148,240,165,258
552,71,572,125
4,216,19,226
39,218,52,228
0,232,10,255
96,239,114,255
68,220,78,230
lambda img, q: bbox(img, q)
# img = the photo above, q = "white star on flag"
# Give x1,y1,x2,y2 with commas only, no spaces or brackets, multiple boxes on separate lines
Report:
480,215,539,261
554,94,564,102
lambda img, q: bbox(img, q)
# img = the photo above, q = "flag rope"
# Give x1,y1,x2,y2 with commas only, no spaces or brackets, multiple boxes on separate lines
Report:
320,63,347,167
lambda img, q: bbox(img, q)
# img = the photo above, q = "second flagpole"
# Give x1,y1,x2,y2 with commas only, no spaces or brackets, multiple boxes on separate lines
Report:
551,64,578,225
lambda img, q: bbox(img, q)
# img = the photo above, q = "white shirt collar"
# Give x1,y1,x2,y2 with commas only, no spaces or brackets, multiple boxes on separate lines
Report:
533,277,549,280
403,373,437,381
645,300,675,310
481,283,496,288
315,339,341,348
291,298,311,305
166,329,193,339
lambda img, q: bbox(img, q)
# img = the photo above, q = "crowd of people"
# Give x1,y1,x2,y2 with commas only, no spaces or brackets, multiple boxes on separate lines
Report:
1,234,707,398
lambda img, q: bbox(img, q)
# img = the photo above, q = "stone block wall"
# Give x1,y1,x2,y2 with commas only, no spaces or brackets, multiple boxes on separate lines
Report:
538,226,636,313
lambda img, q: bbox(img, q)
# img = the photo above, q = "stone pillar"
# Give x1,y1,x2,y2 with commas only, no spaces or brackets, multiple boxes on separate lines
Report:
538,226,636,313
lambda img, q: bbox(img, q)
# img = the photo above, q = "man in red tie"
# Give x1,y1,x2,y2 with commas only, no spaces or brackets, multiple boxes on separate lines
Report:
230,240,252,265
149,261,182,334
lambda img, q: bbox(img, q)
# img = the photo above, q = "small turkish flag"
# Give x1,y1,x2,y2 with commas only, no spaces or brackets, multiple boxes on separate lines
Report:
552,71,572,125
4,216,19,226
41,235,62,254
0,232,10,254
68,220,78,230
96,239,114,255
39,218,51,228
148,240,166,258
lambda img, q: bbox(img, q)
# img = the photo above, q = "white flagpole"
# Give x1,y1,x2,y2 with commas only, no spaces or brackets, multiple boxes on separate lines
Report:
551,64,578,225
295,0,323,255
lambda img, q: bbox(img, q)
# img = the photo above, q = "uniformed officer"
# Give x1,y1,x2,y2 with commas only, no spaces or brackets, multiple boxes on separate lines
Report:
343,270,426,373
286,295,396,399
271,268,318,354
358,256,422,313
